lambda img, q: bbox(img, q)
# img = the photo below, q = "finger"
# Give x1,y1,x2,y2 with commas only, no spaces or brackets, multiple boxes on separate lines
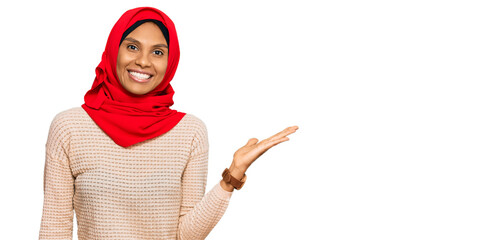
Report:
260,136,290,151
251,137,289,160
255,126,298,149
246,138,259,146
272,136,289,146
267,126,299,142
260,131,292,148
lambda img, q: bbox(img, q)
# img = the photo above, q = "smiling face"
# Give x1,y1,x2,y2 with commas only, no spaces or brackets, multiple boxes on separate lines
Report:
116,22,168,95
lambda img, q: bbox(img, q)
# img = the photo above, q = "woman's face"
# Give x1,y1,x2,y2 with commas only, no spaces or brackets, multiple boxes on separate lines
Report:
116,22,168,95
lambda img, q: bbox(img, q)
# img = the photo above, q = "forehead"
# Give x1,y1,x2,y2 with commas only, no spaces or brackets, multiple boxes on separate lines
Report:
125,22,167,44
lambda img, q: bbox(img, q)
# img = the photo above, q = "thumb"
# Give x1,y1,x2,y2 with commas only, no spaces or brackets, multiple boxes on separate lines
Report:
246,138,259,146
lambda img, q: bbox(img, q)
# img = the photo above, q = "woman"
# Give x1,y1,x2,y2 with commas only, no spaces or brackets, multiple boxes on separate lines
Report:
38,6,298,240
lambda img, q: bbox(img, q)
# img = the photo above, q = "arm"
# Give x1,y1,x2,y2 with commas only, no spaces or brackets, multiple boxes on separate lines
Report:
176,120,299,239
39,114,75,240
177,120,233,240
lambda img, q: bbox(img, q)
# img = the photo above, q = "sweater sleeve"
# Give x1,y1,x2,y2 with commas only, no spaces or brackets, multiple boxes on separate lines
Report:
177,118,233,240
39,113,75,240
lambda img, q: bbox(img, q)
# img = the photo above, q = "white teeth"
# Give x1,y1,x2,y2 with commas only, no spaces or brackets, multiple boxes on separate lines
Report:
129,71,151,80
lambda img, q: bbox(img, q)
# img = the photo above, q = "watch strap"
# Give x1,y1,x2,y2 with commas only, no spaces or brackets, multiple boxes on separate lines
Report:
222,168,246,190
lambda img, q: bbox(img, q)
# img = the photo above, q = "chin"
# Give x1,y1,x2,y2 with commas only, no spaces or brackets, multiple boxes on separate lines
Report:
124,85,149,95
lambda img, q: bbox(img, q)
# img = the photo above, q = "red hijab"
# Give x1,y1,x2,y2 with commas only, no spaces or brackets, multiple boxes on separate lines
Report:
81,7,186,148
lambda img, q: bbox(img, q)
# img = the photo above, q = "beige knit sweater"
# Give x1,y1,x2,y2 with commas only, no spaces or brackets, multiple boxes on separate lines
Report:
38,107,233,240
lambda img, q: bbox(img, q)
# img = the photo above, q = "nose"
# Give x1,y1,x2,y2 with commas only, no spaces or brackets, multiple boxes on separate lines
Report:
135,51,152,68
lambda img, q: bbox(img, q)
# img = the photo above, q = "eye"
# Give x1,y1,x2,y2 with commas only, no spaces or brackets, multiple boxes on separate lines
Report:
153,50,164,56
126,45,138,51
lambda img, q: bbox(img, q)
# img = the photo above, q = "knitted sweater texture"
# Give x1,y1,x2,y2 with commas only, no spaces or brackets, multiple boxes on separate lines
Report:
38,107,232,240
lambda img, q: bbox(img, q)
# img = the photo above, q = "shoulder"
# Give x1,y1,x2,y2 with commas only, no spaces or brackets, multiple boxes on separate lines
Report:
49,106,81,129
181,113,208,135
180,113,209,149
46,107,83,155
48,107,86,132
51,106,86,123
48,106,88,134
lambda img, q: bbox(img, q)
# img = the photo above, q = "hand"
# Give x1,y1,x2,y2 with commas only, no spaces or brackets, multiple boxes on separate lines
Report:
220,125,299,192
232,125,299,173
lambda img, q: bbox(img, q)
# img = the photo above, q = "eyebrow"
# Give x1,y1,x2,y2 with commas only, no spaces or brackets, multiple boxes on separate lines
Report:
123,37,168,49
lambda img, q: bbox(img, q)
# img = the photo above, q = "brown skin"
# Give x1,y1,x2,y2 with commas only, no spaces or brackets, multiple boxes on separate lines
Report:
116,22,168,95
117,22,299,192
220,126,299,192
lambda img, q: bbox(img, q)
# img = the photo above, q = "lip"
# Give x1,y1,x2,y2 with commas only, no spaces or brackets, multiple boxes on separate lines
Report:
127,69,153,83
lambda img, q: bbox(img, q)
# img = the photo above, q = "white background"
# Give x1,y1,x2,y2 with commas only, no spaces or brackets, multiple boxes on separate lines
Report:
0,0,502,239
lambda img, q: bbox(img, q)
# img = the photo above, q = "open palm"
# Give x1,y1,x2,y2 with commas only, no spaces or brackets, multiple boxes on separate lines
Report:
232,126,299,171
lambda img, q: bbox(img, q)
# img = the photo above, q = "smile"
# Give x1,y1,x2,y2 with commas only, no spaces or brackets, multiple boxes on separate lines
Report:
128,70,153,83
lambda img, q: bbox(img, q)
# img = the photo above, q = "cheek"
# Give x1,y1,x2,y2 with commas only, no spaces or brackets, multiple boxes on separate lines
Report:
155,61,169,80
116,57,123,77
116,49,130,76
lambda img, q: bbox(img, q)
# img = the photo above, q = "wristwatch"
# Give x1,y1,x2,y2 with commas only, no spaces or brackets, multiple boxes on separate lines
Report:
222,168,247,190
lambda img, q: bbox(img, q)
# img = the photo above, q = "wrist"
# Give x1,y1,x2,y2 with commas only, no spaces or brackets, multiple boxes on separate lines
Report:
229,162,247,180
220,162,247,192
220,179,234,192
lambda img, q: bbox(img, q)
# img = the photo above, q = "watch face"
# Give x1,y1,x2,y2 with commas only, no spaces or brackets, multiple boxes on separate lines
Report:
223,169,231,182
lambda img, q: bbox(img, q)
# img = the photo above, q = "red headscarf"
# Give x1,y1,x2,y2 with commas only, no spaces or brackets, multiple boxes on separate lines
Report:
81,7,186,148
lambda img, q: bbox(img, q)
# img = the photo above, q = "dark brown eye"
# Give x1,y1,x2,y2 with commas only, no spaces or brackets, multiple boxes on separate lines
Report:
127,45,138,50
153,50,164,56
